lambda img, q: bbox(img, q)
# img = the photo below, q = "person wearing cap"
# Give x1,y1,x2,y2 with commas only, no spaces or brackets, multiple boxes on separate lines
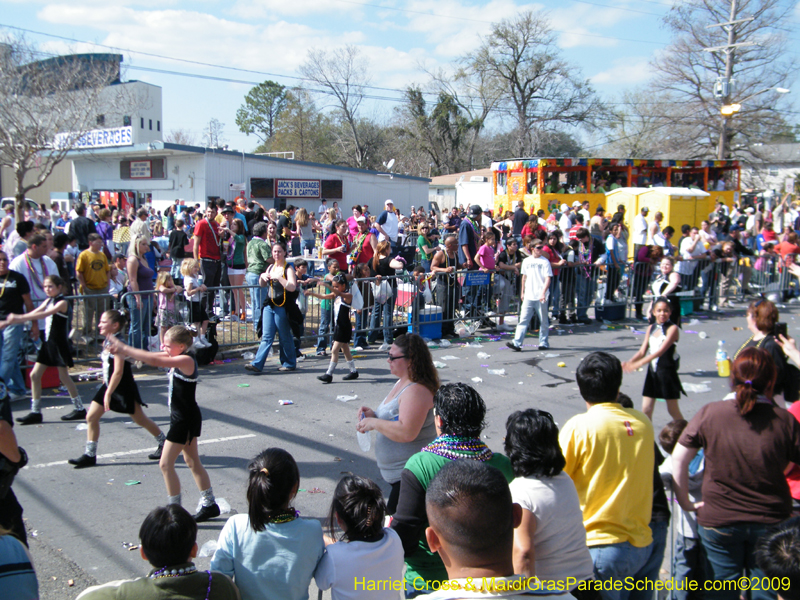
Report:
376,200,400,253
633,206,650,258
558,204,572,239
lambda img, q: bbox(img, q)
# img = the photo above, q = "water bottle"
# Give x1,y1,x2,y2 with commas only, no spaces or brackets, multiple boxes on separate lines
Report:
716,340,730,377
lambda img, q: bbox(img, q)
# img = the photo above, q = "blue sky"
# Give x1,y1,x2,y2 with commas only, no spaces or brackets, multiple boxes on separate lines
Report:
1,0,798,154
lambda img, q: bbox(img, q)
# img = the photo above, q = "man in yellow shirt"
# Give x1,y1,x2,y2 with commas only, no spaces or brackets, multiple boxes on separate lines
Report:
76,234,112,341
559,351,655,600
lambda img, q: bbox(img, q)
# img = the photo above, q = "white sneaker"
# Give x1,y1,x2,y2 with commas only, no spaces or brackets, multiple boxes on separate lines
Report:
197,336,211,348
379,343,391,351
296,354,306,362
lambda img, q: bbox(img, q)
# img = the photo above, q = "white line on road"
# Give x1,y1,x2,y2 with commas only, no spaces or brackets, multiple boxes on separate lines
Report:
26,434,257,469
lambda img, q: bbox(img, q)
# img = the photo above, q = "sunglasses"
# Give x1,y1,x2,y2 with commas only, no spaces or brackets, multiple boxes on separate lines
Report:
387,353,407,362
532,245,543,250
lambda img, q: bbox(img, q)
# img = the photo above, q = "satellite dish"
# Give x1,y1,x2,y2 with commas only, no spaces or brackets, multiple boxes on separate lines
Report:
385,158,395,170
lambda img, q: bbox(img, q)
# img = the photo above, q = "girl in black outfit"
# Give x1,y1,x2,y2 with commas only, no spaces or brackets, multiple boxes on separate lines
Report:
8,275,85,425
108,325,220,522
623,297,685,421
68,310,166,468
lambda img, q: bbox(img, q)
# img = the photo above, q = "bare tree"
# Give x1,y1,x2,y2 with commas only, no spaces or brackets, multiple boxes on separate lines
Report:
651,0,796,158
0,38,127,220
165,128,197,145
269,88,336,163
202,118,227,148
300,45,371,168
467,11,601,157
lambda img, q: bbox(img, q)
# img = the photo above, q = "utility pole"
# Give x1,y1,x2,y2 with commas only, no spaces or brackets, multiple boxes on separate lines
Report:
704,0,755,160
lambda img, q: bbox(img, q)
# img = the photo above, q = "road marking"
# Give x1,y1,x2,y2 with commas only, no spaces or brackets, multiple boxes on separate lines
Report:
26,434,257,469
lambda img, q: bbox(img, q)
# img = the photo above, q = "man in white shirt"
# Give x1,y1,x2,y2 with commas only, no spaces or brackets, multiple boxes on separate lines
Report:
676,225,708,291
558,204,572,239
507,241,552,351
579,200,591,224
632,207,649,257
10,234,59,332
375,199,400,252
318,199,328,216
129,208,152,244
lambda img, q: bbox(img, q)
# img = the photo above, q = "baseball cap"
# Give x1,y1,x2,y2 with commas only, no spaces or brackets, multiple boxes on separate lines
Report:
745,207,755,214
641,206,649,213
221,205,234,214
385,199,394,207
470,205,483,216
729,224,743,232
356,216,366,223
572,201,581,208
560,203,569,212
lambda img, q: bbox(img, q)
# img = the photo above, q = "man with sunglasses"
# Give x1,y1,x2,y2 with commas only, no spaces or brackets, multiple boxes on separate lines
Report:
506,241,552,351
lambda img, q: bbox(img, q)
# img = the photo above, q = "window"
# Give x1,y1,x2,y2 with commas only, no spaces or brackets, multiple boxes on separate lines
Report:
140,118,144,129
149,120,153,131
321,180,343,199
96,115,105,126
769,166,779,177
120,158,166,179
123,116,132,127
251,178,275,198
157,121,161,132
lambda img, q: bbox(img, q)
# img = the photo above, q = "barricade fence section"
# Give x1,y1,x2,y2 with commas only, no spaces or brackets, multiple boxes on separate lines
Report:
34,254,799,364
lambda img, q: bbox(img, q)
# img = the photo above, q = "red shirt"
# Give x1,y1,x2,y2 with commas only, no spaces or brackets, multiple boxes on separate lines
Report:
774,241,800,262
541,244,562,276
569,224,582,241
352,232,375,266
193,219,221,260
324,232,351,272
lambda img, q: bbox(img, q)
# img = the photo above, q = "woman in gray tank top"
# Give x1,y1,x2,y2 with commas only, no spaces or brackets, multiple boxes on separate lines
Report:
356,333,439,513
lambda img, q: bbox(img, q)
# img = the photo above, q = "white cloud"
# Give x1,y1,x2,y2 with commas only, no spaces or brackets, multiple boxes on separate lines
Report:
228,0,361,19
37,4,366,76
590,57,652,85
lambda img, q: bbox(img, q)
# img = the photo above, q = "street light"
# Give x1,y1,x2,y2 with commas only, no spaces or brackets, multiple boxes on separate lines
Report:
718,87,790,160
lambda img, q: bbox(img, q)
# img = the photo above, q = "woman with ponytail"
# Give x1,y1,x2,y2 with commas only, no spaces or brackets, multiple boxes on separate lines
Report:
210,448,324,600
315,474,404,600
672,347,800,600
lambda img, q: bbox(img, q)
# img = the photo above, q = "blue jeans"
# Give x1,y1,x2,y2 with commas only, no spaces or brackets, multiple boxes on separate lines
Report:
629,519,669,600
589,541,651,600
170,259,184,281
577,274,595,319
302,239,316,255
0,324,27,395
513,298,549,348
698,522,774,600
549,272,561,317
369,295,396,345
316,303,332,353
251,305,296,370
673,535,705,600
354,307,371,348
126,293,153,350
246,272,267,335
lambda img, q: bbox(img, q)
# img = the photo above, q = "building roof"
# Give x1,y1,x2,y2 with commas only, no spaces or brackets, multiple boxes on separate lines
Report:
63,142,430,182
429,169,493,187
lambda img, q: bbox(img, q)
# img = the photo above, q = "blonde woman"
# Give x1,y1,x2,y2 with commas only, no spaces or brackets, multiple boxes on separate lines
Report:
295,208,315,255
126,234,155,349
267,208,278,224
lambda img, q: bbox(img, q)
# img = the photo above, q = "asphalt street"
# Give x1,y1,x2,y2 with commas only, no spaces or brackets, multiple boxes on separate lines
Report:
11,301,799,599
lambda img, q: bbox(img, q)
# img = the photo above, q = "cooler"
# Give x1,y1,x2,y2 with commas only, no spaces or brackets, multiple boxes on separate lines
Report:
396,282,417,308
23,360,62,389
408,305,443,339
596,302,626,321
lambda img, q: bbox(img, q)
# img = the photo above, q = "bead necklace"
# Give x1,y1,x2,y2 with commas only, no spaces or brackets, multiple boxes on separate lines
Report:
422,435,493,462
269,508,299,524
150,565,212,600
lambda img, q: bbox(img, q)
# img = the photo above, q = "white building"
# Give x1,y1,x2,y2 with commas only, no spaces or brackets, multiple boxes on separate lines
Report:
66,142,429,216
429,168,493,213
740,143,800,194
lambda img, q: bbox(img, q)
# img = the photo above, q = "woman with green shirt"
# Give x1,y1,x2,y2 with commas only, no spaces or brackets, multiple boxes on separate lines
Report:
417,222,434,272
246,222,272,334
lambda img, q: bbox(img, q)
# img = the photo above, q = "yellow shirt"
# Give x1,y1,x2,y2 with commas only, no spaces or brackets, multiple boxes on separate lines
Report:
76,250,110,290
559,403,654,548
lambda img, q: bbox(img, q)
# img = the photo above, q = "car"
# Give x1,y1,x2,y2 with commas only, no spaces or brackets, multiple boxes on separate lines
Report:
1,198,40,212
